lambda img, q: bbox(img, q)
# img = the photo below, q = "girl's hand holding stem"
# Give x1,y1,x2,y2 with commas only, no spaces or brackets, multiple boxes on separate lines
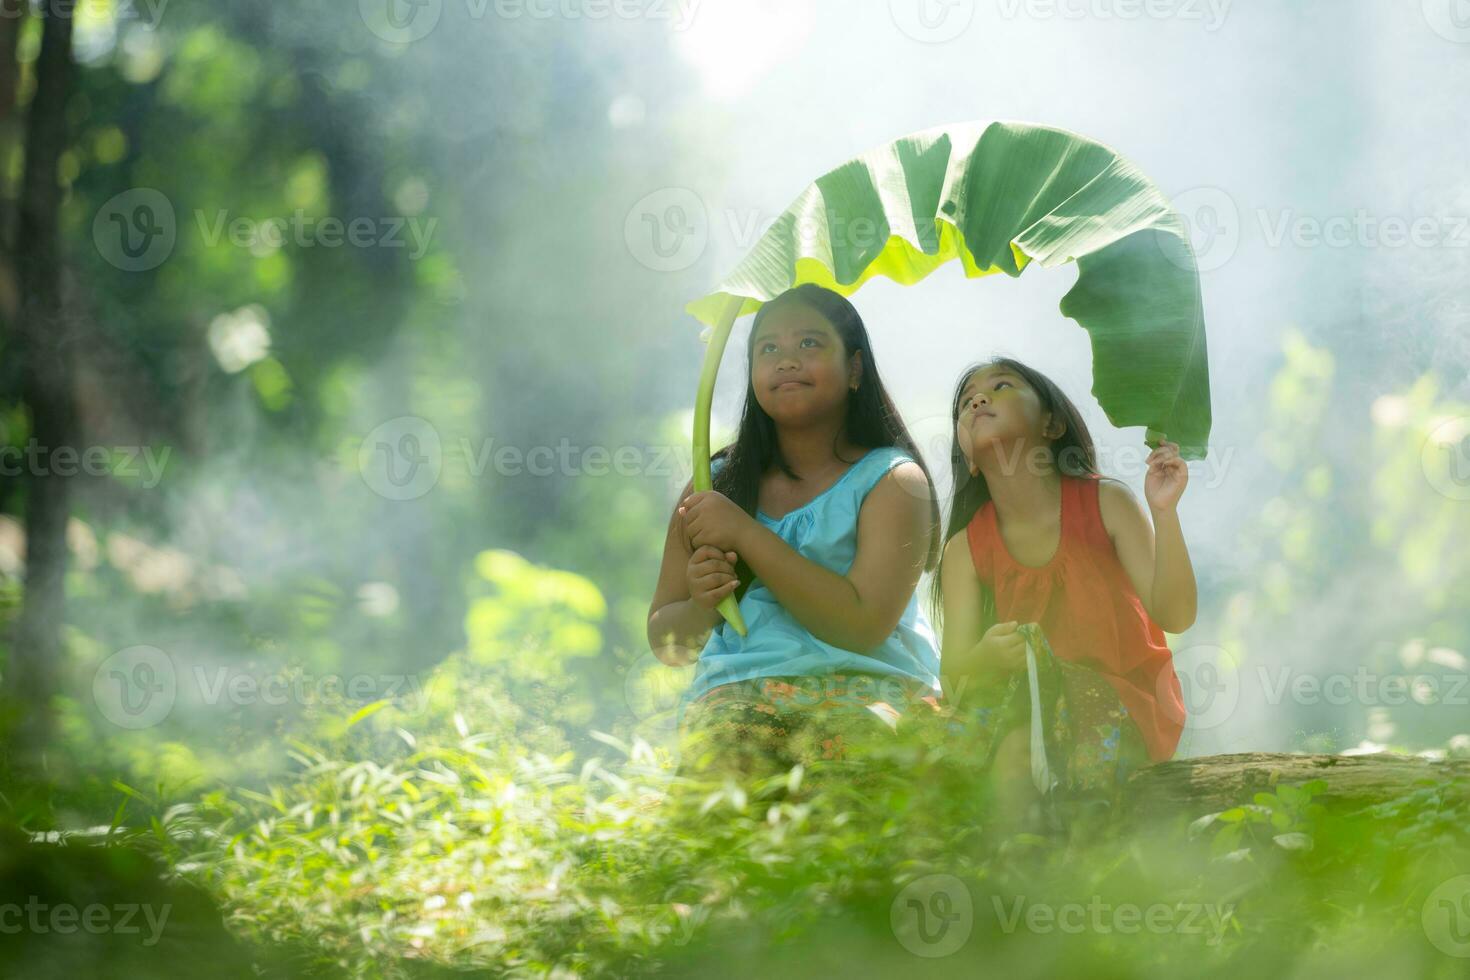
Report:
686,545,740,610
678,490,755,553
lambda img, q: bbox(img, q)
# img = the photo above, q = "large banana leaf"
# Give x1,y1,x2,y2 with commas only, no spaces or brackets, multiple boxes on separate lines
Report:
686,120,1212,635
689,119,1211,455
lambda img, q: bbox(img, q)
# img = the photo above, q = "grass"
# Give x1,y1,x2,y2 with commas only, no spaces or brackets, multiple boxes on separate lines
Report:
109,706,1470,978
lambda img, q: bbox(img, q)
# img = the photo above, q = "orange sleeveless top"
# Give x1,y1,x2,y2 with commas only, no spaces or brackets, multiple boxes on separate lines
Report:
966,474,1185,761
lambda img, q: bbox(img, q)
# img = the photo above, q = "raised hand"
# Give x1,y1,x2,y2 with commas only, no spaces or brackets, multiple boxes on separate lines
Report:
1145,440,1189,512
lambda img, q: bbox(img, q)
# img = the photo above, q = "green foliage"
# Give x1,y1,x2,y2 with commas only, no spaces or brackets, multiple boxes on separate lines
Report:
467,549,606,667
120,701,1470,978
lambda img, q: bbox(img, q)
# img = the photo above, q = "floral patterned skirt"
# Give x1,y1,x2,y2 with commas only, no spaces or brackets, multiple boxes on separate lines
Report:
924,623,1150,817
675,672,939,782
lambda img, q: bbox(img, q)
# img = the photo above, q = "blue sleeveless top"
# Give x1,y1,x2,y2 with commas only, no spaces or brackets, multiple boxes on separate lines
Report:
675,446,942,723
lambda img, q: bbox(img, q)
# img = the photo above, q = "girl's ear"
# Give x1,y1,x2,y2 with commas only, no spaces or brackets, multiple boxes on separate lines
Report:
848,349,864,391
1042,412,1067,441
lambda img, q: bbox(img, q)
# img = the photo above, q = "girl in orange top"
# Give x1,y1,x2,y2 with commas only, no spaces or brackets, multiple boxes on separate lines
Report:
931,357,1195,829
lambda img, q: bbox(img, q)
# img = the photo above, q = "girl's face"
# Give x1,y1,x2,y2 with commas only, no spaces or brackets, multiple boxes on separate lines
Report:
954,364,1061,473
750,302,861,425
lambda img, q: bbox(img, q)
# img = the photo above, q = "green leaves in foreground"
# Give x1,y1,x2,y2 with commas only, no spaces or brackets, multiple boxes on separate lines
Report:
686,120,1212,459
145,706,1470,979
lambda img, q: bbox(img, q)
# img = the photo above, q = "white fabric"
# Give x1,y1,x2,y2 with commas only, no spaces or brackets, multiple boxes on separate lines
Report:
1025,630,1058,796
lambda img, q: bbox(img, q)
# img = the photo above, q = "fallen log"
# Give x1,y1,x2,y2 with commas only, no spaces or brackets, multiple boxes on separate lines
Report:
1125,752,1470,817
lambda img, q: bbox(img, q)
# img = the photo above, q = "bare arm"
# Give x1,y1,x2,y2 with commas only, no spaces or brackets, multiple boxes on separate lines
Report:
646,479,725,665
939,531,984,671
937,530,1022,701
728,462,933,653
1099,480,1198,633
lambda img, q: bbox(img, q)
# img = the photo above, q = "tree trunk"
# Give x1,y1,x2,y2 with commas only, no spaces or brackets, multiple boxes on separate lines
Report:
0,0,29,518
0,0,20,131
8,7,75,752
1125,752,1470,818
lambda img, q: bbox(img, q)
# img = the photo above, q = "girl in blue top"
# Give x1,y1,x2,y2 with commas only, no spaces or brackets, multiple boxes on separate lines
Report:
646,284,943,778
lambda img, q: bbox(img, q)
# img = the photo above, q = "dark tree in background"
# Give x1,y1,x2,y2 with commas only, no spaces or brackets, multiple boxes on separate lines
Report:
8,4,74,752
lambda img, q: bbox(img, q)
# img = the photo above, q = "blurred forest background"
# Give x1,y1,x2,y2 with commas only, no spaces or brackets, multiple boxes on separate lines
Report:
0,0,1467,976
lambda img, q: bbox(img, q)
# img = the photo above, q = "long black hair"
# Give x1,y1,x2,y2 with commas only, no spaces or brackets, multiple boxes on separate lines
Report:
711,284,941,598
926,357,1101,633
